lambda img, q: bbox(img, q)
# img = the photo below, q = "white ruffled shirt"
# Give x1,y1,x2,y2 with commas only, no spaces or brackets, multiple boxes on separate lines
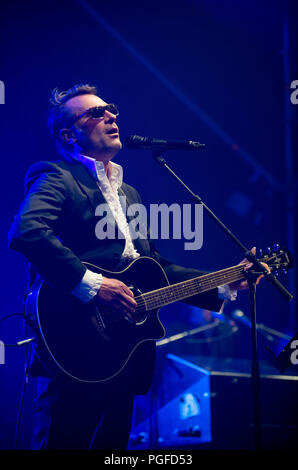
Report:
71,154,139,303
71,154,236,303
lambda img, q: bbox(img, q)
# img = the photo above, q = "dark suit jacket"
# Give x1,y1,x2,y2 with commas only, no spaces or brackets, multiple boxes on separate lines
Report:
8,158,223,393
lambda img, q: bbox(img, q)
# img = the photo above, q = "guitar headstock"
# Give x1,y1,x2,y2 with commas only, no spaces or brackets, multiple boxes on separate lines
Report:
257,244,293,275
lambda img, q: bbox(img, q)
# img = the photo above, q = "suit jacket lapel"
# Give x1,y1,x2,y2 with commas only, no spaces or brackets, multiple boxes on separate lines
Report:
66,161,149,255
66,160,107,211
67,160,127,243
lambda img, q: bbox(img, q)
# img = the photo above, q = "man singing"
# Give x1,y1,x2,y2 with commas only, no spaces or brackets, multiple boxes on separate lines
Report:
8,83,264,449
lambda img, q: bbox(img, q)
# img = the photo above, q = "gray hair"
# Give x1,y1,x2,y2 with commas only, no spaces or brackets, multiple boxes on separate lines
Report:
47,83,98,156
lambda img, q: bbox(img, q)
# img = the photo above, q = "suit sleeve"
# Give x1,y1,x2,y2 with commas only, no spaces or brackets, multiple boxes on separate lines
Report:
130,186,224,312
8,162,87,292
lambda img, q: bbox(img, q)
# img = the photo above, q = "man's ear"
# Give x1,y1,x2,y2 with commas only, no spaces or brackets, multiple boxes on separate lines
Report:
59,128,77,145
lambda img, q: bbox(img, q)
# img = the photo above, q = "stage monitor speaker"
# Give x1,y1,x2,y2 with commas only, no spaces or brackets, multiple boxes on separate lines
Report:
128,354,298,450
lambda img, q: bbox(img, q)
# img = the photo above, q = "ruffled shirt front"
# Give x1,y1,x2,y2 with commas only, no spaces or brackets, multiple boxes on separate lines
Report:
71,154,139,303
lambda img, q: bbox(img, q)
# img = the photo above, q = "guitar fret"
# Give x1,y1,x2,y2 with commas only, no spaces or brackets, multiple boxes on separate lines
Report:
141,265,245,310
104,268,246,323
98,262,253,326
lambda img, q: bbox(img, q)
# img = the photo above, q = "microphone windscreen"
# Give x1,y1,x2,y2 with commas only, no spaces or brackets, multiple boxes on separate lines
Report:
125,135,147,149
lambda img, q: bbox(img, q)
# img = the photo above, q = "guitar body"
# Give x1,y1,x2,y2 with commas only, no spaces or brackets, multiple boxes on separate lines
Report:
26,257,169,383
25,246,290,383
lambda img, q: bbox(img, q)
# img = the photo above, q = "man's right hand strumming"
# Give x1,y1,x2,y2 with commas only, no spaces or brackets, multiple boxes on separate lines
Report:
96,276,137,322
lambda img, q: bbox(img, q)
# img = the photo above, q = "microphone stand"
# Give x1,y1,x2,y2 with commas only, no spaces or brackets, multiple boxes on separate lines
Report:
153,150,293,450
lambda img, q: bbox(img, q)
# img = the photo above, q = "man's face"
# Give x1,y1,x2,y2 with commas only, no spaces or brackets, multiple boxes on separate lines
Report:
64,94,122,161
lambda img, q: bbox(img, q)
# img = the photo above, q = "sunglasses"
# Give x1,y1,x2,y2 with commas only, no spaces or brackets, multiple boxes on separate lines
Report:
71,104,119,126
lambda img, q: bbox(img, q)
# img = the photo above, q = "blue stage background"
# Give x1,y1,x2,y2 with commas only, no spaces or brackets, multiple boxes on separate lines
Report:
0,0,297,449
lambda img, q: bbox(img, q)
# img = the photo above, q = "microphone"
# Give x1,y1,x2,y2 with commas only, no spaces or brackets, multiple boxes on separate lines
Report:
125,135,205,151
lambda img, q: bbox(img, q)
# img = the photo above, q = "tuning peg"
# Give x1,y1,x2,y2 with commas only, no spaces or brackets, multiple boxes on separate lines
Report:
273,243,280,252
283,269,287,275
273,270,279,277
265,247,271,254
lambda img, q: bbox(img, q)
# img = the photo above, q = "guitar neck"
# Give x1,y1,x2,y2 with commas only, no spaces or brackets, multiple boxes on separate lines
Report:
141,263,247,311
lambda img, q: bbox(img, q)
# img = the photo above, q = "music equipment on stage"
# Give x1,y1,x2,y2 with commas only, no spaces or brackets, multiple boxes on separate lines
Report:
25,249,291,383
128,354,298,450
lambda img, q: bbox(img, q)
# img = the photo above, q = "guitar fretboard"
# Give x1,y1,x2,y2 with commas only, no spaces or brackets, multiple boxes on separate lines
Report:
139,263,246,311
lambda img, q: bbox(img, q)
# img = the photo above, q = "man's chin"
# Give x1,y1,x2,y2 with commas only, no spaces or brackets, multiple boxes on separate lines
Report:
115,139,122,149
105,139,122,158
106,136,122,148
109,140,122,154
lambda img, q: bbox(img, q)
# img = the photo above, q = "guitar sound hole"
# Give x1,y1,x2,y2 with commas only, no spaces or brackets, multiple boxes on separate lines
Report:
134,315,147,326
128,285,148,326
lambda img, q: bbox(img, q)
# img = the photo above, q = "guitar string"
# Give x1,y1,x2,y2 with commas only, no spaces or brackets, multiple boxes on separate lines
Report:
139,266,245,303
99,265,250,325
110,252,278,315
98,265,247,326
143,264,246,301
99,270,245,327
116,264,246,308
99,265,244,318
94,254,279,327
141,251,279,303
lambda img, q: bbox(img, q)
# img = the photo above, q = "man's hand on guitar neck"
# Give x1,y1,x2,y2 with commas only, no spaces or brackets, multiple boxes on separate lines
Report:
93,247,270,320
228,247,270,292
96,277,137,322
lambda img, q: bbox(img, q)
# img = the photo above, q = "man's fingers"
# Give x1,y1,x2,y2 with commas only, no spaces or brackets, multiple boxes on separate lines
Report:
121,292,137,309
121,284,134,298
116,297,139,322
244,262,253,271
233,248,271,291
238,246,256,266
255,274,264,285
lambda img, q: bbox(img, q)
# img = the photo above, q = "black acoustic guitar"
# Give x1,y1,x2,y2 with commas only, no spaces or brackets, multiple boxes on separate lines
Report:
26,248,291,383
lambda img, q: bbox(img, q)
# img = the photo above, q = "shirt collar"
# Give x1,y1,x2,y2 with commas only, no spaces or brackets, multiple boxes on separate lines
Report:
71,153,123,189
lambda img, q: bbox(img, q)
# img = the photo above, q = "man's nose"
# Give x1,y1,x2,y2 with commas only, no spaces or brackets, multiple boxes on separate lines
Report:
104,110,117,121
